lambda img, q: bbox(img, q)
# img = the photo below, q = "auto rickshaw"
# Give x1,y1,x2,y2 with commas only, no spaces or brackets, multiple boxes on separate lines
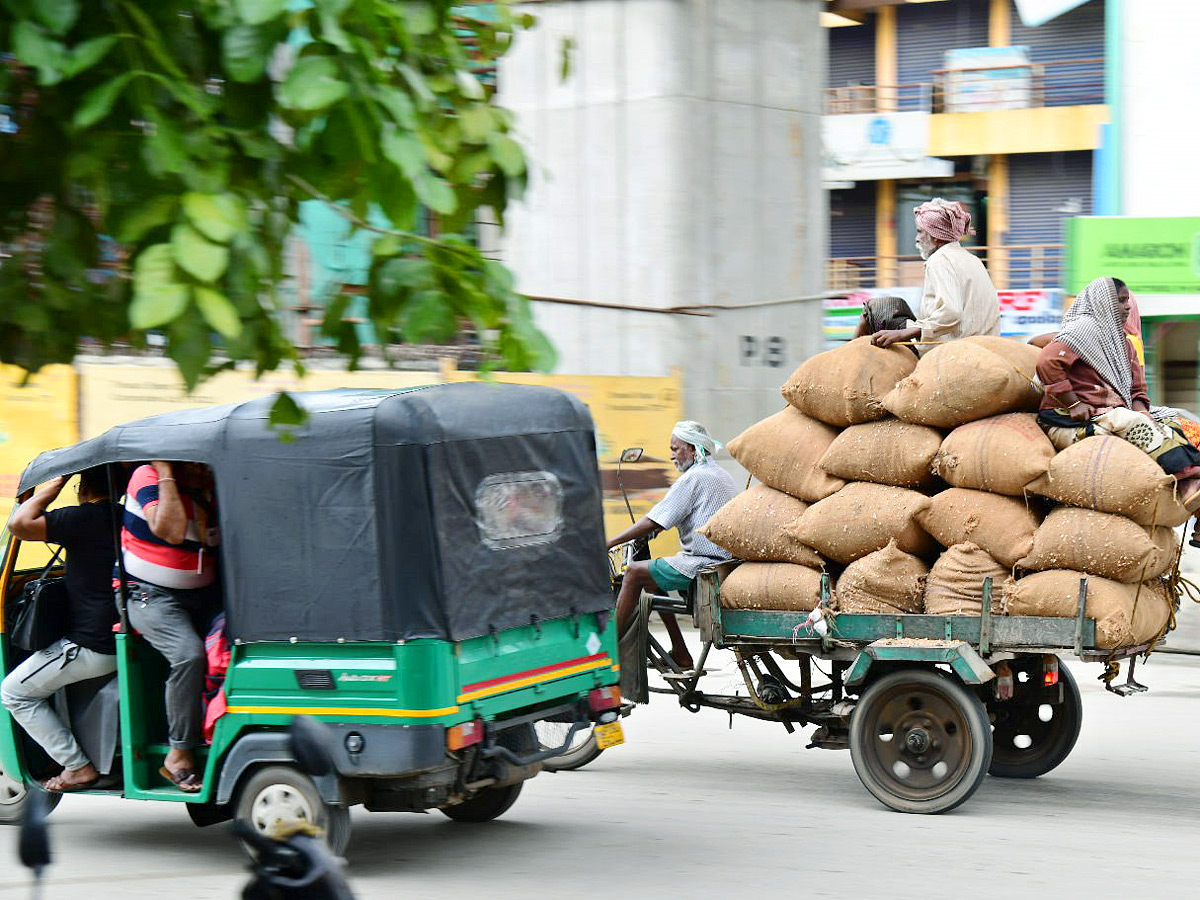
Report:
0,383,624,852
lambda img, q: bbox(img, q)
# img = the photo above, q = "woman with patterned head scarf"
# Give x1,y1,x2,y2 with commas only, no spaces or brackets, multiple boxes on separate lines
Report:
1036,276,1200,508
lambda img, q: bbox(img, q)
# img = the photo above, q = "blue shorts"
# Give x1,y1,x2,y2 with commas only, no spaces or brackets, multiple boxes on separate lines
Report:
648,558,694,592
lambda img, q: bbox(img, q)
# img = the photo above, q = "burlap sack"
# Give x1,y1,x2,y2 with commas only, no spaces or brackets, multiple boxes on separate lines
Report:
915,487,1040,568
698,485,823,567
819,419,943,488
881,337,1043,428
727,408,846,503
932,413,1055,496
924,543,1006,615
719,562,824,611
834,540,928,614
788,482,937,564
1017,507,1180,583
1003,570,1172,649
1026,435,1191,527
780,336,917,428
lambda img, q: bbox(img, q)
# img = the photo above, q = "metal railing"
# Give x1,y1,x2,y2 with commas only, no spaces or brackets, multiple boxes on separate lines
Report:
826,243,1064,292
825,56,1105,114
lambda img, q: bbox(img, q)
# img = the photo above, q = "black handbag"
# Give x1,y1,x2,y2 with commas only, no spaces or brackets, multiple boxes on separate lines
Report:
9,548,69,652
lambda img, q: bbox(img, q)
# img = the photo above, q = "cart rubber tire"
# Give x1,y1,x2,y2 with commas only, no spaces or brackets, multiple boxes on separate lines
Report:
989,659,1082,779
440,782,523,823
234,765,351,855
535,722,603,772
849,668,992,814
0,759,60,825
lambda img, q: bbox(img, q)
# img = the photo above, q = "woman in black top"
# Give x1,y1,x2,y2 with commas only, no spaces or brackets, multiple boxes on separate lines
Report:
1,467,120,792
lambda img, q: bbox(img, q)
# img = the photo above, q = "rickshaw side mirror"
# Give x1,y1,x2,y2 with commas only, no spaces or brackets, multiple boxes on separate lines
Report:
289,715,336,777
619,448,643,464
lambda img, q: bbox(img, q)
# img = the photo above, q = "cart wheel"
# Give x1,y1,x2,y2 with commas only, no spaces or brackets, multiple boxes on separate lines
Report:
534,721,603,772
989,659,1082,779
234,765,351,855
440,782,523,823
849,669,992,814
0,760,60,825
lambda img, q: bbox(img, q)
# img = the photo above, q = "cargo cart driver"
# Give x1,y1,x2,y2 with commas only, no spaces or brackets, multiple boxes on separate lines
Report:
607,421,740,670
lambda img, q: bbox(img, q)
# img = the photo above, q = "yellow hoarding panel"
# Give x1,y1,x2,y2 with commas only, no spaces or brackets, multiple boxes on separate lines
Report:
0,365,77,501
927,104,1109,157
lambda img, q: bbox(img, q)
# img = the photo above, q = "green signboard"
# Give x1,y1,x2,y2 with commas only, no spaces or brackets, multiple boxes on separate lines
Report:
1066,216,1200,295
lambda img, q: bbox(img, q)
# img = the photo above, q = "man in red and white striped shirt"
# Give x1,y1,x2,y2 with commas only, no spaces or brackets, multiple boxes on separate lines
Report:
121,460,220,793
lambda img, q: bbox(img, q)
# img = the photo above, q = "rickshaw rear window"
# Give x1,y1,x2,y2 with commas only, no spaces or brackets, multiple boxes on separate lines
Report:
475,471,563,549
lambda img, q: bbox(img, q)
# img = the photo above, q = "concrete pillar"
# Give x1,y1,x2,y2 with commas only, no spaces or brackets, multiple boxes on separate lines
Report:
499,0,826,444
875,6,897,111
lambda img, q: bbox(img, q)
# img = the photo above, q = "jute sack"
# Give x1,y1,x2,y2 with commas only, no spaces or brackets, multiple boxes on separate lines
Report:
788,482,937,564
727,408,846,502
834,540,928,614
1026,435,1190,527
915,487,1040,568
932,413,1055,496
881,337,1043,428
819,419,943,488
924,543,1006,615
719,562,824,611
1017,507,1179,583
1003,570,1172,649
780,336,917,428
698,485,823,567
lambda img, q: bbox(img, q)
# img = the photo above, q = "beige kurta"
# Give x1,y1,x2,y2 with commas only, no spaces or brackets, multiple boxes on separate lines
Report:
907,241,1001,352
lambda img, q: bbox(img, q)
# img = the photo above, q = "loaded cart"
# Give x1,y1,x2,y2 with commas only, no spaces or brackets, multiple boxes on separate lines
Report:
613,554,1180,815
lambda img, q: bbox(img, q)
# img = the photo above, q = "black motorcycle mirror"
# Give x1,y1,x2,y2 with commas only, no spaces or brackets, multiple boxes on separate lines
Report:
19,788,51,898
289,715,336,777
616,448,643,524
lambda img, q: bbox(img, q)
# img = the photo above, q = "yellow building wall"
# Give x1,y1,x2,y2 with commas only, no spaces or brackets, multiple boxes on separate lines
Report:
927,105,1110,157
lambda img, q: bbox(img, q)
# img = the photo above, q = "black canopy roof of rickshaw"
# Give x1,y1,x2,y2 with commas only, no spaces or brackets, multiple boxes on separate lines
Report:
17,383,612,644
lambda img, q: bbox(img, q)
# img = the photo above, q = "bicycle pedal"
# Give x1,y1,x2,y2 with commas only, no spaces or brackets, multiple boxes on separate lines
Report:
661,669,706,681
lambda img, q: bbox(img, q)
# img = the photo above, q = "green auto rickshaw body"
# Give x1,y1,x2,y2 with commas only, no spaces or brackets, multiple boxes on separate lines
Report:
0,383,619,824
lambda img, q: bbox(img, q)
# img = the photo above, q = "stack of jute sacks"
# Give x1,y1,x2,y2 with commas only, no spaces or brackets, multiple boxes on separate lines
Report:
698,335,1184,650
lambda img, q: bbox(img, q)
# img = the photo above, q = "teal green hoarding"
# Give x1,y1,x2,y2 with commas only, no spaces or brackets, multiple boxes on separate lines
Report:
1066,217,1200,295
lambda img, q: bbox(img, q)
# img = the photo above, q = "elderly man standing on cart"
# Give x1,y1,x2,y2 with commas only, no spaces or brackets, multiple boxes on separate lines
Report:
607,421,739,671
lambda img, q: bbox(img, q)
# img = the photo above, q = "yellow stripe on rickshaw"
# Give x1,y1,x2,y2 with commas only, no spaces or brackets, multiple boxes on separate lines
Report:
225,704,460,718
456,657,613,703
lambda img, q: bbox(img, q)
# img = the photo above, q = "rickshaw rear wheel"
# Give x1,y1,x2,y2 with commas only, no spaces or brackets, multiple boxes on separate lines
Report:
234,765,351,855
534,721,602,772
849,669,992,815
0,760,60,825
988,658,1082,779
440,782,523,823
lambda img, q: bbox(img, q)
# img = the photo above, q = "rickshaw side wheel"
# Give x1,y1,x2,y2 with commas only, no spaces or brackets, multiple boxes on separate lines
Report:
233,765,351,856
849,668,992,815
988,657,1083,779
535,722,602,772
0,759,60,825
439,782,523,823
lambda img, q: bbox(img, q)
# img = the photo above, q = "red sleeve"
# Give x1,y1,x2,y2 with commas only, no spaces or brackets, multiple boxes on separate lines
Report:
1128,339,1150,407
1036,341,1079,402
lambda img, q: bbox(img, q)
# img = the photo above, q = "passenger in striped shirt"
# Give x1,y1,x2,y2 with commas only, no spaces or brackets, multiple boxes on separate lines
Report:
120,461,220,793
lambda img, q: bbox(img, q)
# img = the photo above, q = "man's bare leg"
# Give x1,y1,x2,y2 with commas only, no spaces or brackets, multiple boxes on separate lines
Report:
616,562,693,669
659,612,694,670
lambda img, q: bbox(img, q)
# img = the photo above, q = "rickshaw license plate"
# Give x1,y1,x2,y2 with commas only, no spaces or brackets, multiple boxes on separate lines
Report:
594,720,625,749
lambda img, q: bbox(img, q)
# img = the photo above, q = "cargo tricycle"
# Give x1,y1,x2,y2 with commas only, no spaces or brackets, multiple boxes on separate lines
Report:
0,384,624,852
550,449,1181,814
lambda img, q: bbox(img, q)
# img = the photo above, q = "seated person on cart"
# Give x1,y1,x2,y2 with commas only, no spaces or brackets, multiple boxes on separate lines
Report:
606,421,740,670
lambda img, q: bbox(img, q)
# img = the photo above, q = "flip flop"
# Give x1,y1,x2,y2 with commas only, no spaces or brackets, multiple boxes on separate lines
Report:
159,765,203,793
42,774,99,793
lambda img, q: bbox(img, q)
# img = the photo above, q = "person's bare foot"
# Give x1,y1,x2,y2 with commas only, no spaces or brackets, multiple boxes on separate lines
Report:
42,763,99,792
1179,477,1200,512
160,749,202,793
669,649,694,671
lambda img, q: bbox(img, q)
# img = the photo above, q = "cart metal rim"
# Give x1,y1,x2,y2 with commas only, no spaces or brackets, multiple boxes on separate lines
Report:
0,767,25,806
249,783,316,834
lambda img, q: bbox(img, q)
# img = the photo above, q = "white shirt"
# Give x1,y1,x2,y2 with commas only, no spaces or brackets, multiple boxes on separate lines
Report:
647,459,740,579
908,241,1001,352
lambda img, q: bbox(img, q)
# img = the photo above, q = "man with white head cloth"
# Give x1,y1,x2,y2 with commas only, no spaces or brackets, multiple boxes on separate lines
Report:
607,421,740,669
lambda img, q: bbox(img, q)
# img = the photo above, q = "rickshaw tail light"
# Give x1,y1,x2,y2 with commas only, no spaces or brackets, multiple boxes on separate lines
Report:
447,720,484,750
588,686,621,713
1043,655,1059,687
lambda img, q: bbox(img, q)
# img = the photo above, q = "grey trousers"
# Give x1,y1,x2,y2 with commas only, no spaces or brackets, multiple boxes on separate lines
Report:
125,581,209,750
1,639,117,770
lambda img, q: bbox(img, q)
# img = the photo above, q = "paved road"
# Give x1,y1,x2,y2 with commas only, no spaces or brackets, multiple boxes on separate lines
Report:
2,651,1199,899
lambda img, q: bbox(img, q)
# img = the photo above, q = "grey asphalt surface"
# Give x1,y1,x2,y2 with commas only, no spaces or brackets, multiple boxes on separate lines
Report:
1,644,1199,899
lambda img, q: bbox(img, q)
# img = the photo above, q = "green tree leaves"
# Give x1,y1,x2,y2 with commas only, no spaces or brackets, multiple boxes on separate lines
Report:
0,0,550,396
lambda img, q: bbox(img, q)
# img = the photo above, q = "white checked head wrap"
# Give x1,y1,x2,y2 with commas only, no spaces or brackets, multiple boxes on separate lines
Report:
672,420,721,461
1056,276,1133,406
